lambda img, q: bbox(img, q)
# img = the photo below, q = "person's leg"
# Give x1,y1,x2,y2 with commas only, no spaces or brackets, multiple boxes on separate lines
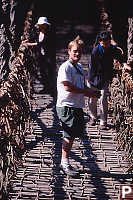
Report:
87,82,98,125
60,137,79,176
99,83,109,128
39,56,49,90
46,59,56,95
61,137,74,167
89,97,98,121
56,107,81,176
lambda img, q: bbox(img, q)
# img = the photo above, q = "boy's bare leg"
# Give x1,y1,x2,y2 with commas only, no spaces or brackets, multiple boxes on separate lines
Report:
61,137,74,167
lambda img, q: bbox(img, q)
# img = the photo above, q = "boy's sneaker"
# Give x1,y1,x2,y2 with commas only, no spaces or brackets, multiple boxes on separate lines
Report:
60,164,79,177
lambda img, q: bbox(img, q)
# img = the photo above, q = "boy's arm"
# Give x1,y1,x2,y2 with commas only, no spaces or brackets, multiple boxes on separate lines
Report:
62,81,101,98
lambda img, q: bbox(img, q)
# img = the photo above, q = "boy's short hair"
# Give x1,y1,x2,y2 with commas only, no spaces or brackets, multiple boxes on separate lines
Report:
68,35,84,49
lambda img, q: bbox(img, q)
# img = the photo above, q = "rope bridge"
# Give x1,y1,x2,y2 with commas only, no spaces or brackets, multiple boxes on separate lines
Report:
0,7,133,199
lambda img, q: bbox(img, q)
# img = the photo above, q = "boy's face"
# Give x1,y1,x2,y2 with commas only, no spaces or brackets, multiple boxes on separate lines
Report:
68,44,82,63
100,40,111,48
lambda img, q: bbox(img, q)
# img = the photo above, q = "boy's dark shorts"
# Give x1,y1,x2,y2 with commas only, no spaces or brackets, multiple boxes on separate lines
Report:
56,106,85,138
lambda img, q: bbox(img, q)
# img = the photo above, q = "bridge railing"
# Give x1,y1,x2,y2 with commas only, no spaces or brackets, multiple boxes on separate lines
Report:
98,0,133,173
0,43,34,198
108,62,133,172
0,11,36,198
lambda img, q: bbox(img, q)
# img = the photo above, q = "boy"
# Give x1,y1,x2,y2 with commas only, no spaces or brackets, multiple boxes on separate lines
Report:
56,36,100,177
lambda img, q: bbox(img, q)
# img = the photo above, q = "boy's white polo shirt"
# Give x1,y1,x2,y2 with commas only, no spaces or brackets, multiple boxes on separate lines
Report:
56,60,85,108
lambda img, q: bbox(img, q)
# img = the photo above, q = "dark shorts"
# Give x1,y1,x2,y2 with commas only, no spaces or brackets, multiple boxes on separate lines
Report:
56,106,85,138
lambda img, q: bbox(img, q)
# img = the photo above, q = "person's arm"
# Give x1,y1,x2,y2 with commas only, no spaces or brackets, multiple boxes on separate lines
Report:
121,63,131,71
22,40,38,46
62,81,101,98
27,42,38,46
113,46,131,71
88,48,98,82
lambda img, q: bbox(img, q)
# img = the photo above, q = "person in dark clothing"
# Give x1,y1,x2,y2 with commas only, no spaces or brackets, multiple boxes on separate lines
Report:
24,17,55,94
87,31,131,130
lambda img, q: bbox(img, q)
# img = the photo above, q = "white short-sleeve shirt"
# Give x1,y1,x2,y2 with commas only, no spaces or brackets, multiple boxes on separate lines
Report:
56,60,85,108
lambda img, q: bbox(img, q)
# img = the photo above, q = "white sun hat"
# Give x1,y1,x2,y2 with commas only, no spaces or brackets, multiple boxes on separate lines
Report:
37,17,51,25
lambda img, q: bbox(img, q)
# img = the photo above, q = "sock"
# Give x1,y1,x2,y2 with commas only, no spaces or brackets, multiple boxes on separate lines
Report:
61,157,69,167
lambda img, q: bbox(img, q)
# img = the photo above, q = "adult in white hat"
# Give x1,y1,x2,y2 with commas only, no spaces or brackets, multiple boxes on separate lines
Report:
26,16,51,46
24,16,54,94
